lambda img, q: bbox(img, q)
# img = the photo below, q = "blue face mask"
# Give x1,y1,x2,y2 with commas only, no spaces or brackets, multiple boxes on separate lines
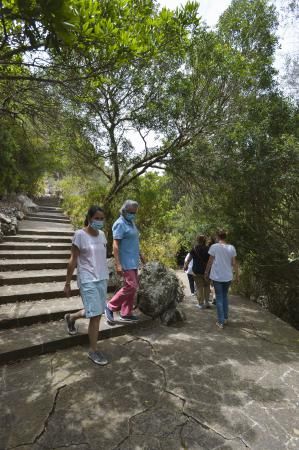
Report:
125,213,136,222
90,220,104,231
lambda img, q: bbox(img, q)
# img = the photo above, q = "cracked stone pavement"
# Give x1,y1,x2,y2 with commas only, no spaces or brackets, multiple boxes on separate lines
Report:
1,271,299,450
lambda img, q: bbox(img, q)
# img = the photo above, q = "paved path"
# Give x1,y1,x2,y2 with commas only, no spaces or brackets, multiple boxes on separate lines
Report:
1,274,298,450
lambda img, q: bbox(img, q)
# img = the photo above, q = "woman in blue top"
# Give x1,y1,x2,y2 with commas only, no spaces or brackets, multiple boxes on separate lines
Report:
105,200,145,324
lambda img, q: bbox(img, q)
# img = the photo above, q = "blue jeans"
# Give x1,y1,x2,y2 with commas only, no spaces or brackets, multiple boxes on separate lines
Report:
213,281,231,325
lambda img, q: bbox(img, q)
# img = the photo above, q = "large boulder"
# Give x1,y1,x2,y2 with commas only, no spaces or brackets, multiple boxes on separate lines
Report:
16,194,38,212
0,213,18,235
137,262,186,325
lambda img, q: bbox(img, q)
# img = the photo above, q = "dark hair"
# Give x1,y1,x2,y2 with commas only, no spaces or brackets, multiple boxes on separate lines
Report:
217,230,227,240
196,234,206,246
84,205,104,226
208,236,216,247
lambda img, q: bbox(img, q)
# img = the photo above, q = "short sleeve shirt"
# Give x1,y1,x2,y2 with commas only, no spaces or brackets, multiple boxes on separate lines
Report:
190,245,209,274
112,216,140,270
72,229,109,287
208,243,237,282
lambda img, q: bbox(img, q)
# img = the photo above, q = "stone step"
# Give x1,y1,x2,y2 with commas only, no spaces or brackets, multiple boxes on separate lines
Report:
19,229,74,236
0,313,151,364
33,197,61,206
38,206,63,213
28,212,67,220
0,281,79,304
0,296,83,329
0,259,69,271
0,269,76,286
3,235,72,243
0,250,70,260
0,313,154,364
25,216,71,224
0,242,71,251
0,250,71,260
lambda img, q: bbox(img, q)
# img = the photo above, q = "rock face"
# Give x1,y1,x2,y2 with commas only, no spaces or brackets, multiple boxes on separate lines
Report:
0,211,19,236
16,194,38,212
0,193,35,241
137,262,186,325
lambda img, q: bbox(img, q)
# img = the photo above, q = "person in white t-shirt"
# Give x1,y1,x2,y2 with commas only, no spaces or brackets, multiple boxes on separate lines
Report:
205,230,239,329
64,205,109,365
184,253,195,296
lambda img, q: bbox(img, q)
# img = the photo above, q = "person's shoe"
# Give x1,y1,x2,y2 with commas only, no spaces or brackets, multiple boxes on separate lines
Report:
119,314,139,322
191,293,195,297
195,304,205,310
212,299,216,305
216,321,224,329
64,313,78,335
105,306,115,324
88,351,108,366
205,303,211,309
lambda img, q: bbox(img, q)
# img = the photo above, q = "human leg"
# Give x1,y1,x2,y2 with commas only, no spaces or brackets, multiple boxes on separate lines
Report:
64,309,85,335
203,278,211,306
193,275,204,306
120,270,139,317
222,281,231,321
187,274,195,294
107,270,138,318
214,281,225,325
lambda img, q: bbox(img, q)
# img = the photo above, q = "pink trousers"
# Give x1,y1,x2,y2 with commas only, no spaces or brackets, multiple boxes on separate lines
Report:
108,269,138,316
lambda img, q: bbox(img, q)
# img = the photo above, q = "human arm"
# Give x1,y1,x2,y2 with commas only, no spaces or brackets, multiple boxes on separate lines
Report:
183,253,192,271
204,255,215,280
64,245,79,297
113,239,123,275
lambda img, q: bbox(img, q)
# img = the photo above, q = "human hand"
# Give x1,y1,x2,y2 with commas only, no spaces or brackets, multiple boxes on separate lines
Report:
115,264,123,276
64,283,71,298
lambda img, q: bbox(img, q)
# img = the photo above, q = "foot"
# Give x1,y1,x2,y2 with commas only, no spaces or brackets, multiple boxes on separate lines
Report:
88,351,108,366
191,293,195,296
212,299,216,305
195,304,205,309
64,313,78,335
119,314,139,322
216,321,224,329
205,303,211,309
105,306,115,325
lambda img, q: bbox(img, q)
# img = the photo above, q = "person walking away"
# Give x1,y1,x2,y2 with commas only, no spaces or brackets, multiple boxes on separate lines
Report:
105,200,145,324
184,253,195,296
208,236,217,304
64,205,109,365
184,235,210,309
205,230,239,329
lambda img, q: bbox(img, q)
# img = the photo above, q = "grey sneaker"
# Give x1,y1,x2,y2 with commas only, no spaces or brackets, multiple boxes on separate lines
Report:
88,351,108,366
119,314,139,322
196,304,205,310
64,314,78,335
216,322,224,330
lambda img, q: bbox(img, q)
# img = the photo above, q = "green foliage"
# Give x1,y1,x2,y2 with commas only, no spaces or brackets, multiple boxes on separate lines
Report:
0,117,61,195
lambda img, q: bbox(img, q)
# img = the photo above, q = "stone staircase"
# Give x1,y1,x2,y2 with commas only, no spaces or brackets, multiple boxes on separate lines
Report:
0,198,149,364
